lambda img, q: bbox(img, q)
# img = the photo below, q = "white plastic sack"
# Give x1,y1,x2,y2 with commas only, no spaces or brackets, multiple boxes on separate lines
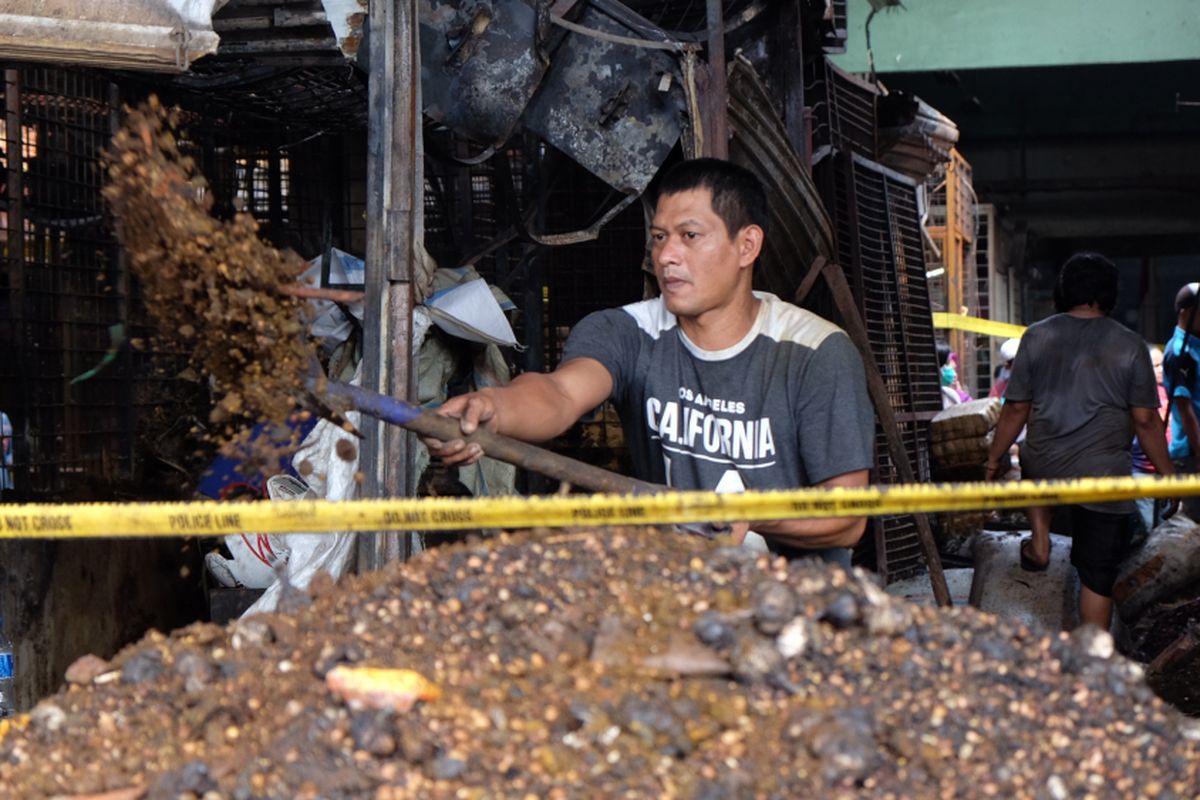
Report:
203,407,362,611
203,475,312,590
241,411,362,617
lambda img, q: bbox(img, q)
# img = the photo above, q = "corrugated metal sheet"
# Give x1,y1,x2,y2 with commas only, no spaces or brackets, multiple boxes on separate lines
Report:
211,0,345,63
0,0,220,72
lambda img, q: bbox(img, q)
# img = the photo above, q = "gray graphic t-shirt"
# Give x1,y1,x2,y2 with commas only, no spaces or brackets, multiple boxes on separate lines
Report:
1004,313,1158,513
562,292,875,495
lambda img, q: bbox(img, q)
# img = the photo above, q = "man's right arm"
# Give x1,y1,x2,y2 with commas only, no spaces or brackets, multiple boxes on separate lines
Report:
422,357,614,466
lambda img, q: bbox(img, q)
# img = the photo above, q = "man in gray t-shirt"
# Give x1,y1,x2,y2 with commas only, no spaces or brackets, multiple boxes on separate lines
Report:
986,253,1174,630
423,158,876,559
562,292,873,502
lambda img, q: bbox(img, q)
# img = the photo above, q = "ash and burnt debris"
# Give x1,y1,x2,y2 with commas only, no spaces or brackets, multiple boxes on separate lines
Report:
2,528,1198,798
420,0,688,195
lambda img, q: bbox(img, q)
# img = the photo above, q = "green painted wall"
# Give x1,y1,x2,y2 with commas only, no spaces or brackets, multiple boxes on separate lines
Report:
831,0,1200,74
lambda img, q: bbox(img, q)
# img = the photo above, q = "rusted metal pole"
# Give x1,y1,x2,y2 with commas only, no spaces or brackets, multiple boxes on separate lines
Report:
704,0,729,158
768,1,806,163
361,0,422,570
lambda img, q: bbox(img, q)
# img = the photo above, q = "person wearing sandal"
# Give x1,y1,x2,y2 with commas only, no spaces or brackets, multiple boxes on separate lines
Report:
985,253,1175,630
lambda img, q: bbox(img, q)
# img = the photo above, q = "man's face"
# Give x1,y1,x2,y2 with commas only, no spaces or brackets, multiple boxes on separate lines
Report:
649,188,759,319
1151,349,1164,385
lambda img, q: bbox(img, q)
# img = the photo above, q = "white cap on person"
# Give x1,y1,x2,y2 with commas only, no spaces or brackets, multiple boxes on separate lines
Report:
1000,337,1020,363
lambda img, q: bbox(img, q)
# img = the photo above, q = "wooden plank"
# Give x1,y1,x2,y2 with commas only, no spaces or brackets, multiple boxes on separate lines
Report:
702,0,729,159
792,254,827,307
360,0,421,570
212,17,272,32
218,38,340,54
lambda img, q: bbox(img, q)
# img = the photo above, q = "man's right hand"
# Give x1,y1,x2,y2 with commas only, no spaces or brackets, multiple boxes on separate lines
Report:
420,390,498,467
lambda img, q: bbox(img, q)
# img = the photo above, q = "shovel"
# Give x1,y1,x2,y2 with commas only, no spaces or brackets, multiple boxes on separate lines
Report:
322,380,658,496
322,382,729,538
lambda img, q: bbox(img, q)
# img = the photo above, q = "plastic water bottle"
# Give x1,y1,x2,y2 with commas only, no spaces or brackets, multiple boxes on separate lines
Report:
0,613,13,719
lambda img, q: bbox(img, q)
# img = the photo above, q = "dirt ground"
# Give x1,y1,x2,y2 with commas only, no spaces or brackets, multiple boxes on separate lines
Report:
1,527,1197,799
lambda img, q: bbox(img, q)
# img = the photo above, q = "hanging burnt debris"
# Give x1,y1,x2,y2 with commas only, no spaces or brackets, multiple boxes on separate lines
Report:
521,2,688,194
876,89,961,182
418,0,552,146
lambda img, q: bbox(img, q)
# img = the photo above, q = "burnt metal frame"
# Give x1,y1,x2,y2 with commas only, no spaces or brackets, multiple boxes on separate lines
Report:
1,67,142,498
3,69,29,496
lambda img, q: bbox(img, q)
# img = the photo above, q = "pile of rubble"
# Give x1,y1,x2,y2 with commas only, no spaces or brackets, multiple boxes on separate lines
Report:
2,528,1196,798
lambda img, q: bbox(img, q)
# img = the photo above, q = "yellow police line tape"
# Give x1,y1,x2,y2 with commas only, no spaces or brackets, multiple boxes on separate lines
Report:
932,312,1026,340
1,474,1198,539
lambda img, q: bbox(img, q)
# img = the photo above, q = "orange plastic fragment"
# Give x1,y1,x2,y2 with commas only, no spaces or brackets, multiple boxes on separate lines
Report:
325,666,441,712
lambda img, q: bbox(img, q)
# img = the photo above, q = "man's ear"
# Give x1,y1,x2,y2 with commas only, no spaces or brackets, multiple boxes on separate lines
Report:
737,224,764,267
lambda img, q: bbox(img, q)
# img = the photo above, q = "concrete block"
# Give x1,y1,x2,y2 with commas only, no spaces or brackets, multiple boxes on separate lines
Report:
969,530,1078,632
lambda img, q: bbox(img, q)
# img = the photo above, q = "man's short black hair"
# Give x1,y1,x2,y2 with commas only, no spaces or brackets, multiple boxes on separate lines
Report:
1054,252,1119,314
656,158,769,239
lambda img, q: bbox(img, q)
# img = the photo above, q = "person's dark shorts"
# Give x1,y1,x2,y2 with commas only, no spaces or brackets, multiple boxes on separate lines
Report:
1066,505,1134,597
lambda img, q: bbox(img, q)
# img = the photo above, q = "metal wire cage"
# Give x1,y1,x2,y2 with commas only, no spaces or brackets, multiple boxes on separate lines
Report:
0,64,368,500
0,66,136,498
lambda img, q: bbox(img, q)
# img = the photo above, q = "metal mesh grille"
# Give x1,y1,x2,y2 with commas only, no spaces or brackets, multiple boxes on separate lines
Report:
816,151,941,582
2,67,132,497
974,208,993,398
804,59,877,161
283,132,368,258
421,130,539,286
1,65,367,500
184,67,366,131
543,159,646,367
